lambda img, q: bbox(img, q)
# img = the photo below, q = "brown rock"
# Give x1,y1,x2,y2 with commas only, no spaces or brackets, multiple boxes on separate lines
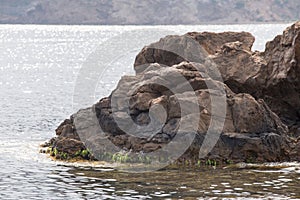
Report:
53,137,85,156
129,92,159,111
143,143,161,153
46,22,300,164
257,22,300,128
134,31,255,73
55,119,72,136
134,22,300,136
206,132,291,162
289,139,300,161
187,31,255,54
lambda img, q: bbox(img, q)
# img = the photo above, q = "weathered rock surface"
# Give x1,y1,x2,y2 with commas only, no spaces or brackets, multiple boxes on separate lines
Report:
134,21,300,138
92,62,292,163
44,22,300,164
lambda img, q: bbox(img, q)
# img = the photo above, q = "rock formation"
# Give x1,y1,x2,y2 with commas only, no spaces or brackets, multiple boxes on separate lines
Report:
43,22,300,164
135,22,300,138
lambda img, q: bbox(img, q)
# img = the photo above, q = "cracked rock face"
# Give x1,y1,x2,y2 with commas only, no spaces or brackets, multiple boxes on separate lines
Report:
134,22,300,137
90,61,291,162
48,22,300,163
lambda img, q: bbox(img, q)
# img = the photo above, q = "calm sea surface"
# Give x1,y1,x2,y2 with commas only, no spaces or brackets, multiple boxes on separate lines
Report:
0,24,299,199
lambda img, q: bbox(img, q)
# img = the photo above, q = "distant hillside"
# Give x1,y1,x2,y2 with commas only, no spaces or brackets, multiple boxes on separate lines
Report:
0,0,299,25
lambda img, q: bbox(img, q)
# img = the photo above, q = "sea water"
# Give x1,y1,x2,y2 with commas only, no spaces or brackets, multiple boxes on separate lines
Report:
0,24,299,199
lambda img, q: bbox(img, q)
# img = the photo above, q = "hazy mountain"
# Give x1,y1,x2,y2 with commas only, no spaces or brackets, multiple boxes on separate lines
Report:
0,0,299,25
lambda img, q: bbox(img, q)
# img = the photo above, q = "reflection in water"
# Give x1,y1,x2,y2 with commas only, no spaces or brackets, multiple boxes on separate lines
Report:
43,164,299,199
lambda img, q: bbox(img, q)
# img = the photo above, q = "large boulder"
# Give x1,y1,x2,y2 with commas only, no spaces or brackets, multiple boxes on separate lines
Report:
91,61,291,163
134,21,300,137
134,31,256,74
44,22,300,164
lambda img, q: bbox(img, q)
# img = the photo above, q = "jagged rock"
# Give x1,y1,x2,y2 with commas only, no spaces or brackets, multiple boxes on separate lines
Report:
53,137,85,156
55,119,72,136
134,22,300,136
57,61,291,163
258,22,300,129
134,31,255,73
43,22,300,164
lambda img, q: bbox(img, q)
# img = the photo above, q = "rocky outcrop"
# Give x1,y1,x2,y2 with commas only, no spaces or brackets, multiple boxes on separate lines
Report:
43,22,300,164
92,61,291,163
134,22,300,138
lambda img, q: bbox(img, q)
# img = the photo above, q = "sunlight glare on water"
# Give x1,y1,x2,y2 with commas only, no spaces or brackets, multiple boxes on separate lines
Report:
0,24,299,199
